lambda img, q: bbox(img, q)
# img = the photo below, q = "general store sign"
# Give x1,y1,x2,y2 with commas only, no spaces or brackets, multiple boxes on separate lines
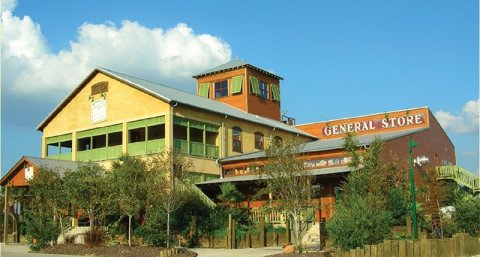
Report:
323,113,425,136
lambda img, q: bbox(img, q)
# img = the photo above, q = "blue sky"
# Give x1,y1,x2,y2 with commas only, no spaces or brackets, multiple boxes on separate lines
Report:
1,0,478,175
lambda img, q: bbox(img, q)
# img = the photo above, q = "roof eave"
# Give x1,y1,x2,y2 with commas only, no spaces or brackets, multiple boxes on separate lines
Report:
193,64,284,80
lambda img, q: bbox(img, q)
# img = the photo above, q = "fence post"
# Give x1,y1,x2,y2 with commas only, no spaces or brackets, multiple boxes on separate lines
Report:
259,216,266,247
227,214,232,249
391,240,399,257
420,238,427,257
232,218,236,249
398,240,406,257
371,245,378,257
413,240,420,257
286,218,291,244
406,240,414,257
384,240,392,257
431,239,438,257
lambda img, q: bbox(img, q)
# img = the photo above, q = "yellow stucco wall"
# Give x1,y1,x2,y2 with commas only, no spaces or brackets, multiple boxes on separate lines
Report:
40,71,311,177
42,72,171,157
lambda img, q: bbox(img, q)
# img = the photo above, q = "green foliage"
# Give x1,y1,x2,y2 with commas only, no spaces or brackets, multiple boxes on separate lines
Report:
24,208,60,251
385,188,409,225
326,194,393,250
144,150,194,248
26,166,67,250
63,164,113,228
111,155,147,246
135,205,168,247
327,133,406,250
217,182,243,206
452,194,480,236
260,140,312,245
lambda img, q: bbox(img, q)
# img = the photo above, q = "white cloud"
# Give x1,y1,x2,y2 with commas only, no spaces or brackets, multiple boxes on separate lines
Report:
435,99,479,134
1,11,232,101
1,0,17,12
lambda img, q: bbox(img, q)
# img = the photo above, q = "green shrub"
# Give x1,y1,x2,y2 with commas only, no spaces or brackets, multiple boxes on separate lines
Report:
24,210,60,251
135,206,168,246
326,194,393,251
453,194,480,236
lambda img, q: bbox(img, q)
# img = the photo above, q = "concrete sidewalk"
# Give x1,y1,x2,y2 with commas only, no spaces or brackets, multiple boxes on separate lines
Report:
191,247,283,257
0,244,84,257
0,244,283,257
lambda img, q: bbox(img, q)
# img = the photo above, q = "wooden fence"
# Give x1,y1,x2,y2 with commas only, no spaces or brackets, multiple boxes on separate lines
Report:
331,233,480,257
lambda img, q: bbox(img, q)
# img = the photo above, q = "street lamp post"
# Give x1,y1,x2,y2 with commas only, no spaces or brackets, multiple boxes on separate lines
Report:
408,137,419,239
408,137,429,240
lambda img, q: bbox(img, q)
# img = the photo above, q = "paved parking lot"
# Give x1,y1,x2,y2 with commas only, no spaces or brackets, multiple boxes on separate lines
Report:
0,244,283,257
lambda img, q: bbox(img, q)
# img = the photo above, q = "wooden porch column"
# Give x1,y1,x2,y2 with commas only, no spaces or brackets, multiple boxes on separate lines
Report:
3,185,9,244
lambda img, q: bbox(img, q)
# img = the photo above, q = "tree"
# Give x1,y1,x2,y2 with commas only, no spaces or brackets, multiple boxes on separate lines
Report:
145,150,193,248
326,133,406,250
259,140,312,246
452,193,480,236
23,167,70,250
111,155,147,246
63,163,112,242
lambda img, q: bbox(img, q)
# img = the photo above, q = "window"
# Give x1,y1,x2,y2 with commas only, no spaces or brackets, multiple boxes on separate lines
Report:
232,127,242,152
198,83,210,97
129,128,145,143
108,132,122,146
271,84,280,101
273,136,283,147
259,81,268,99
254,132,264,150
215,80,228,98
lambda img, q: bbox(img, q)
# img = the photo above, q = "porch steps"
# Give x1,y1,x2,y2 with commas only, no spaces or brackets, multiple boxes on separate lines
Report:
57,226,90,244
301,223,321,250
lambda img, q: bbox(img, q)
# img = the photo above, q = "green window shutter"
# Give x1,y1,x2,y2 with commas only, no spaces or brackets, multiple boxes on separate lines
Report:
106,124,123,133
271,84,281,101
146,116,165,126
128,119,147,130
230,76,243,94
249,76,260,94
198,83,210,97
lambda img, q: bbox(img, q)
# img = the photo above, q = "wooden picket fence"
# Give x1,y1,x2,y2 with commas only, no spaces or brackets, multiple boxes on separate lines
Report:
331,233,480,257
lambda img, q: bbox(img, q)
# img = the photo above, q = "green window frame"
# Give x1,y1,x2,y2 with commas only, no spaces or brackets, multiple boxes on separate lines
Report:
198,83,210,97
127,116,166,156
76,123,124,161
230,76,243,94
46,133,73,160
271,84,280,101
173,116,219,158
249,76,260,94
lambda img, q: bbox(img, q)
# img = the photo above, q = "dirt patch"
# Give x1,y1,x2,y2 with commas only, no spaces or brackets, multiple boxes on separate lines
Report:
41,244,198,257
266,252,331,257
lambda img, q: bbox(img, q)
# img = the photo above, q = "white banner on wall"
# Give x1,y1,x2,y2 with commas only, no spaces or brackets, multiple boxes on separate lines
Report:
25,166,34,181
91,99,107,124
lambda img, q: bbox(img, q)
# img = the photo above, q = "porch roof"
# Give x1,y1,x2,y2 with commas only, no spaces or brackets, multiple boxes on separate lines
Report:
195,165,351,185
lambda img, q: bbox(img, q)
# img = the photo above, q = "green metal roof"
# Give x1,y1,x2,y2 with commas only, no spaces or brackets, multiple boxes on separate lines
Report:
192,59,284,80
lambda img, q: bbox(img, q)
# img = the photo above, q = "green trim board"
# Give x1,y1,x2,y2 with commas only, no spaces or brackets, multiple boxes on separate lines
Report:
128,116,165,130
173,116,219,132
198,83,210,97
249,76,260,94
46,133,72,144
230,75,243,94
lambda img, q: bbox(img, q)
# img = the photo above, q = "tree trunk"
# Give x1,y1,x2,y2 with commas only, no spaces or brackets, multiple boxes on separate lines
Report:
293,214,300,246
167,211,170,248
59,215,66,244
128,215,132,246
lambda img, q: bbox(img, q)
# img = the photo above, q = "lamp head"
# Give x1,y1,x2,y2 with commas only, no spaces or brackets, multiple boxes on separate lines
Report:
414,155,429,166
